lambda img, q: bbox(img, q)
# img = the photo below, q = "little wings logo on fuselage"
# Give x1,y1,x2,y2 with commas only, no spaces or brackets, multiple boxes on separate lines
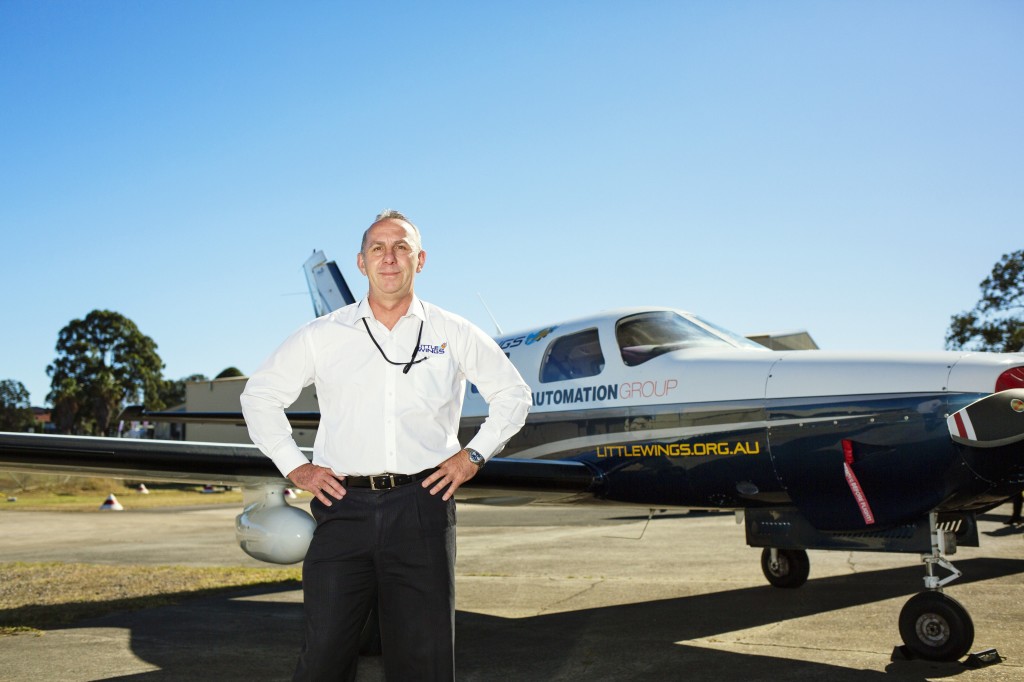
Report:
596,440,762,458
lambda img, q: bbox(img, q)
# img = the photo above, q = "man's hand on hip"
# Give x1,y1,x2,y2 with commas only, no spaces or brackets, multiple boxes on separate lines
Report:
423,449,479,501
287,463,347,506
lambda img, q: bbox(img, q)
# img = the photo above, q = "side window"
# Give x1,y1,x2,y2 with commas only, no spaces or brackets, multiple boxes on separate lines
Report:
540,328,604,383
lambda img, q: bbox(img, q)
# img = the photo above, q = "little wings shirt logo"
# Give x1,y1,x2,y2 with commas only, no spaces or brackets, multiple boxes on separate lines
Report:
417,342,447,355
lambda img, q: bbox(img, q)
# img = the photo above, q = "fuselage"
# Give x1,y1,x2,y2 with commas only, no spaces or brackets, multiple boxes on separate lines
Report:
460,307,1024,530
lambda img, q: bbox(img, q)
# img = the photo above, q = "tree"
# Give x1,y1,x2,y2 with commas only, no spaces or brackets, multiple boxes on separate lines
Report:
158,373,209,408
947,250,1024,353
48,376,82,435
0,379,35,432
47,310,165,435
215,366,243,379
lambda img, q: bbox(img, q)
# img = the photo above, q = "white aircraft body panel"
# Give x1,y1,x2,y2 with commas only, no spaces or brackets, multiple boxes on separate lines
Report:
463,305,1016,418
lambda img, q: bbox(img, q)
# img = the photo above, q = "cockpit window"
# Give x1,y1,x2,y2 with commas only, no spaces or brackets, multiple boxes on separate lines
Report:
540,328,605,383
616,311,760,366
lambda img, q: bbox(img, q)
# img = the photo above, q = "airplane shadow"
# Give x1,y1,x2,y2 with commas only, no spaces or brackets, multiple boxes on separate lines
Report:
608,510,731,521
44,556,1024,681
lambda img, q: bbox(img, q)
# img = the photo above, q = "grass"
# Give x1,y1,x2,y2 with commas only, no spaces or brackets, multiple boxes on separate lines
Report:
1,485,246,511
0,473,310,511
0,475,309,634
0,562,302,634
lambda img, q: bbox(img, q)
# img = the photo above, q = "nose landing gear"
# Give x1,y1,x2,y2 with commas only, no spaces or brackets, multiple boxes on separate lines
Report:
897,512,974,661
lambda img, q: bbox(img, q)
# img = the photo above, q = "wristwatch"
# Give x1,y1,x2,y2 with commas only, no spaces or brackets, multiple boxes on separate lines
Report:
465,447,486,468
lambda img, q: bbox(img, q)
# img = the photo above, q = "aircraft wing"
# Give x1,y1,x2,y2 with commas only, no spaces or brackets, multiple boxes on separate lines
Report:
0,432,282,486
0,432,599,495
118,406,320,428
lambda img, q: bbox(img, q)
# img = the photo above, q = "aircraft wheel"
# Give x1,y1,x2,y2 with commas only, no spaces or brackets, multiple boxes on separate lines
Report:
898,591,974,662
760,548,810,588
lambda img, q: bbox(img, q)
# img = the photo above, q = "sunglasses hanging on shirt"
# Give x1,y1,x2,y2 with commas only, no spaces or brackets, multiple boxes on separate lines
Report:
362,318,428,374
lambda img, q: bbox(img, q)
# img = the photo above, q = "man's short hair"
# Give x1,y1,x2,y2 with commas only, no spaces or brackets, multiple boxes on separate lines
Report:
362,209,423,253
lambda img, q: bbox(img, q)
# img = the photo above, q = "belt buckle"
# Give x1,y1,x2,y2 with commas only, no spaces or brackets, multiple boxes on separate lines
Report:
370,474,396,491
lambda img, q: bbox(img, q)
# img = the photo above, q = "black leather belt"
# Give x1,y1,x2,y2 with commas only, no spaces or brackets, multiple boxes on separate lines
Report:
345,468,436,491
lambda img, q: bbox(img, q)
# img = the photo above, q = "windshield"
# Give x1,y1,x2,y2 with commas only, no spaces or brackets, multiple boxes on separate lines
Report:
616,311,762,366
693,315,766,350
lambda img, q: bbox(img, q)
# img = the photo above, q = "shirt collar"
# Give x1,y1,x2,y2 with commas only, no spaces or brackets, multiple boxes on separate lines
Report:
355,294,426,325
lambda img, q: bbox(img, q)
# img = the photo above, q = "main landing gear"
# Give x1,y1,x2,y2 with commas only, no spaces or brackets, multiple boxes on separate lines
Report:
897,512,974,662
760,548,809,588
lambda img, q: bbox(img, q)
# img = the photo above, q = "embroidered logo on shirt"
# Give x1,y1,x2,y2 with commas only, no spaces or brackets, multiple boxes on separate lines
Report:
417,342,447,355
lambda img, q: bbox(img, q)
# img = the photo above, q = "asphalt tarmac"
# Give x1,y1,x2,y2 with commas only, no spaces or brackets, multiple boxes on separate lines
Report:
1,499,1023,681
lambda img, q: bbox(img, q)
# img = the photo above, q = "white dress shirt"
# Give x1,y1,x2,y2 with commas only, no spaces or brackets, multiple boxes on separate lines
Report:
240,295,532,477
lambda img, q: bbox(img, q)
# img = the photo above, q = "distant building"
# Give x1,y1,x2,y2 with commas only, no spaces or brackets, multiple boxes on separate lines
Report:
183,376,318,447
31,407,55,433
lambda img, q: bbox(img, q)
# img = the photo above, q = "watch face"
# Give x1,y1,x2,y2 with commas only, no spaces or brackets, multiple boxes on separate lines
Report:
468,450,485,465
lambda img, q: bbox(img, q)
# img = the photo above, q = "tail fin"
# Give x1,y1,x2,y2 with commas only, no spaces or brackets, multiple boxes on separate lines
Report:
303,250,356,317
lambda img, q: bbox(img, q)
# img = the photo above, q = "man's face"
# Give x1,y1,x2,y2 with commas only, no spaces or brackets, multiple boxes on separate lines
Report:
357,219,425,301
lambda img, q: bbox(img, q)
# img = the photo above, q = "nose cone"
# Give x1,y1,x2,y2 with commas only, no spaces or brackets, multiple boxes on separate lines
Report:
948,389,1024,449
948,389,1024,500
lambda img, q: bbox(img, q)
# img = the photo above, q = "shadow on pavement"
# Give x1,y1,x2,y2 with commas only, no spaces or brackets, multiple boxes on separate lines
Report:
47,557,1024,681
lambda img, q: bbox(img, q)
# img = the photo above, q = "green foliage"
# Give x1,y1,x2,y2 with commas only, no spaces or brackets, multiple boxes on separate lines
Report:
947,250,1024,353
158,373,209,408
215,366,243,379
46,310,165,435
0,379,35,432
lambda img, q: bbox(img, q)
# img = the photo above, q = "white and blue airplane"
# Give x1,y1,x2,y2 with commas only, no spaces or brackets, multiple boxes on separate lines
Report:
2,249,1023,661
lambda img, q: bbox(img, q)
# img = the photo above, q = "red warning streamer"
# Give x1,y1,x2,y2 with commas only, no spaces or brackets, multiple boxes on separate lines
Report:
843,462,876,526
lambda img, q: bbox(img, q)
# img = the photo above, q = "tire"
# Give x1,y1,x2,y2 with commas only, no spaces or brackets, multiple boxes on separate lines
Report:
898,591,975,662
760,548,810,588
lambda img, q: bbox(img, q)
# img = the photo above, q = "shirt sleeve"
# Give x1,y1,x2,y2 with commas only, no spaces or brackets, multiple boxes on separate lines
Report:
240,324,316,477
456,321,532,459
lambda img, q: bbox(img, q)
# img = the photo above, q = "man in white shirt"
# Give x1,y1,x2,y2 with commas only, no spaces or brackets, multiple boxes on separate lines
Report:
241,210,531,681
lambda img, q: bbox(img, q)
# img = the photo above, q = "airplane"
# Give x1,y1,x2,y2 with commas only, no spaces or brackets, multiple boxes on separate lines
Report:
2,248,1023,663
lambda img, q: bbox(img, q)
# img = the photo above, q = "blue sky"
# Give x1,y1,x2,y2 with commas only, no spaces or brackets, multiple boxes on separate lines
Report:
1,1,1021,406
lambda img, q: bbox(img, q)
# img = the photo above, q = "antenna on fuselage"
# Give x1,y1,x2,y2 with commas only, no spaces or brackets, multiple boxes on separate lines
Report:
477,293,504,335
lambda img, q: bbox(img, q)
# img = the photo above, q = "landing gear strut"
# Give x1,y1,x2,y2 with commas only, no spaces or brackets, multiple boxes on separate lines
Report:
897,512,974,661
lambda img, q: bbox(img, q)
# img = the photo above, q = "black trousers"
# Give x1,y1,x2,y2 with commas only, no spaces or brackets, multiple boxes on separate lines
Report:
294,481,456,682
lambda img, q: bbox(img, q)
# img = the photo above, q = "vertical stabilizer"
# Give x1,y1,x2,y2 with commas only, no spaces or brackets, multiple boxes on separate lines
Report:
303,250,356,317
